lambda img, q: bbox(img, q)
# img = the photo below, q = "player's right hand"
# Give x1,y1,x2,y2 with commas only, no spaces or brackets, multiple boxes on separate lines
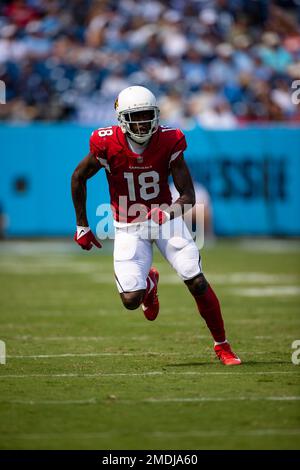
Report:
74,226,102,250
146,207,170,225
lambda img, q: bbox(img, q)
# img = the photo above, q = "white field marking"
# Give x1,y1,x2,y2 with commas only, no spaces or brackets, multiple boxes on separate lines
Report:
0,241,80,255
139,396,300,403
3,429,300,440
211,273,299,284
16,310,117,318
151,429,300,438
0,340,5,365
6,352,193,359
10,335,109,341
2,396,300,406
252,335,299,340
91,272,300,286
0,398,98,405
0,260,99,274
1,311,109,319
230,319,300,325
7,351,268,359
239,239,300,253
8,335,162,342
7,335,296,342
233,286,300,297
2,258,298,286
0,371,297,379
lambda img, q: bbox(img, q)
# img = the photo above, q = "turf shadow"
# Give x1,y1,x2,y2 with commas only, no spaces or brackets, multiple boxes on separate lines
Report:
165,359,292,368
237,360,292,366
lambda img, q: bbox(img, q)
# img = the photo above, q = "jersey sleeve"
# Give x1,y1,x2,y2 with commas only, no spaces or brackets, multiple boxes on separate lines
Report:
89,129,106,158
169,129,187,166
89,129,110,170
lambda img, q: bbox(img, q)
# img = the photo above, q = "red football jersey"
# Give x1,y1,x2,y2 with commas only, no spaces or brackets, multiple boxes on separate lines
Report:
89,125,187,222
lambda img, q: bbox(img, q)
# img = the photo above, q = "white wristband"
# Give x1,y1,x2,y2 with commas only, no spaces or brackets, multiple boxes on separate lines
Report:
77,226,90,239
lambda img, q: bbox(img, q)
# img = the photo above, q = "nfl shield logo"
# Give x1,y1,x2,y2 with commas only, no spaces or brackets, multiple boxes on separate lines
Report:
137,156,143,163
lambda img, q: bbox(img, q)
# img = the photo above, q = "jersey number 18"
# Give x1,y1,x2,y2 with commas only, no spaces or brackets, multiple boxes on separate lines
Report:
124,171,160,201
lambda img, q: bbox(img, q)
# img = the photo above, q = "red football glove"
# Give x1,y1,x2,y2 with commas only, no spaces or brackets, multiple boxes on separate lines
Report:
146,208,170,225
74,227,102,250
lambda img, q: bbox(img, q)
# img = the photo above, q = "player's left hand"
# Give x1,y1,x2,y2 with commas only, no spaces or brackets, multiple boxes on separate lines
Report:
74,227,102,250
146,208,170,225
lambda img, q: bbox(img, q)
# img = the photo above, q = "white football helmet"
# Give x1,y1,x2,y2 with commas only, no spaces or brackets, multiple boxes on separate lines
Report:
115,86,160,144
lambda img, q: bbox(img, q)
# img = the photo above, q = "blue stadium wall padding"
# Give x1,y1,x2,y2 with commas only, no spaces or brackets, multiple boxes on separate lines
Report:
0,124,299,236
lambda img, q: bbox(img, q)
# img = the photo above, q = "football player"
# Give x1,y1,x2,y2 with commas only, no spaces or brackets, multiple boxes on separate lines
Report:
71,86,241,366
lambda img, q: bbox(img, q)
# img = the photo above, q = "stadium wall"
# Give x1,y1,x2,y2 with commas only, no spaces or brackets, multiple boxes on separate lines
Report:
0,124,299,237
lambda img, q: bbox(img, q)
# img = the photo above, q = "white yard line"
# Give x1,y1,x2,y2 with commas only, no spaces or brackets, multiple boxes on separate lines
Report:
151,428,300,437
211,273,299,284
7,351,269,359
0,371,297,379
239,239,300,253
3,429,300,440
8,335,158,341
140,396,300,403
1,259,299,286
234,286,300,297
6,335,296,341
6,352,193,358
1,396,299,406
0,399,98,405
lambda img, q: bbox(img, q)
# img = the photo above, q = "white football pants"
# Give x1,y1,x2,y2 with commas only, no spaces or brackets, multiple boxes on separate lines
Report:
113,217,202,293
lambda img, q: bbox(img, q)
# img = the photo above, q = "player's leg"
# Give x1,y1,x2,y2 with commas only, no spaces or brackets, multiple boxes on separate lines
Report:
184,273,225,343
119,290,144,310
113,226,156,315
156,217,241,365
114,226,152,309
141,265,160,321
185,273,241,365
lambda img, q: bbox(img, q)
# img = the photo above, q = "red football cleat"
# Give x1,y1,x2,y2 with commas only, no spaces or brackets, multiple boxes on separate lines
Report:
142,267,160,321
214,342,241,366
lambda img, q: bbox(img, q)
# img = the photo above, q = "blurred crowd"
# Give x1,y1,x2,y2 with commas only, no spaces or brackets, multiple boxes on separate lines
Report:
0,0,300,127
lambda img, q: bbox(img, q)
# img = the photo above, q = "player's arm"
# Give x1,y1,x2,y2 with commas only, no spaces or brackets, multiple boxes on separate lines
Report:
168,155,195,219
71,153,102,250
71,152,101,226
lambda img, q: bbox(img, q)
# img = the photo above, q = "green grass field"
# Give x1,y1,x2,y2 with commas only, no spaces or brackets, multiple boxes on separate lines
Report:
0,239,300,450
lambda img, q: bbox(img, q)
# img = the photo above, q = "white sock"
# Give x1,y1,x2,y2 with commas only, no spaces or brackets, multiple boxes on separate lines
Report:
214,340,228,346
